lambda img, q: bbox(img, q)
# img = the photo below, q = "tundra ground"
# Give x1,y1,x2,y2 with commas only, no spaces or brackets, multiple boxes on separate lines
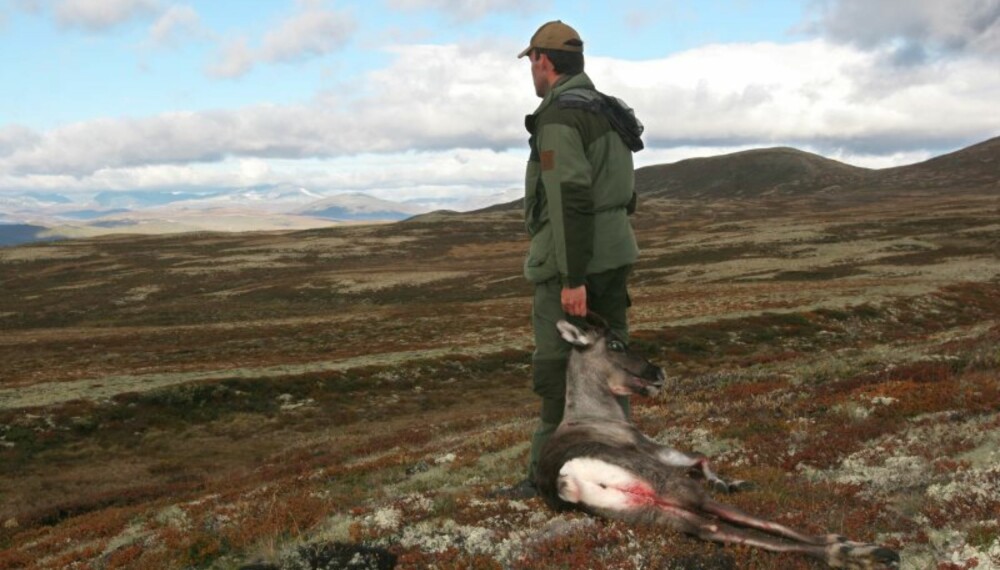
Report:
1,191,999,569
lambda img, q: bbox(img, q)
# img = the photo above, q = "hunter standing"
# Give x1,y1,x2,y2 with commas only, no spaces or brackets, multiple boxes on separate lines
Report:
515,20,643,497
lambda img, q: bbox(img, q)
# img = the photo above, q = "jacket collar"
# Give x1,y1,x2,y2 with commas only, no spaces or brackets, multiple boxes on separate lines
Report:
532,72,595,116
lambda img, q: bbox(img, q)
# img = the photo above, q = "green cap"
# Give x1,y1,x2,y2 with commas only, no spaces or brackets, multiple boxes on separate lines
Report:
517,20,583,58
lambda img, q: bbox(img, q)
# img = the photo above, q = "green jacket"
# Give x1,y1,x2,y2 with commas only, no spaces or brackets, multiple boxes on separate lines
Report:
523,72,639,286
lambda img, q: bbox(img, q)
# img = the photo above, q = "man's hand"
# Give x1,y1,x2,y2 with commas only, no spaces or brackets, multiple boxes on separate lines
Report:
561,285,587,317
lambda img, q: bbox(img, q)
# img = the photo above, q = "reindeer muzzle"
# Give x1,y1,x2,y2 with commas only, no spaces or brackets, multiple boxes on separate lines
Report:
629,364,665,396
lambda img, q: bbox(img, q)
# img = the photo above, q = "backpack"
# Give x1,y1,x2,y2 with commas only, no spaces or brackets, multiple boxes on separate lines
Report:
557,87,645,152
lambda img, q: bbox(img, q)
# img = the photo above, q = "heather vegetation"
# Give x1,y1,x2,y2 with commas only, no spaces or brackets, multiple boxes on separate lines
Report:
1,173,998,568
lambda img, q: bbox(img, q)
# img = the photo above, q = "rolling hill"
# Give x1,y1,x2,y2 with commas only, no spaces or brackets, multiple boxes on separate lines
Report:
471,136,998,216
635,146,874,199
875,136,1000,191
635,136,1000,200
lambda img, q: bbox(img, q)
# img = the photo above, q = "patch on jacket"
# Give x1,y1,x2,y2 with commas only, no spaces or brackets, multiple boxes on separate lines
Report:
541,150,555,171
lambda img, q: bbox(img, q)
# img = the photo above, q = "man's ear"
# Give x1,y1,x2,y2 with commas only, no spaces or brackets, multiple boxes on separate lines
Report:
533,51,552,70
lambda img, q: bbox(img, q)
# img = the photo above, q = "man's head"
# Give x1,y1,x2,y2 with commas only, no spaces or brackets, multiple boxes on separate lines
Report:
519,20,585,98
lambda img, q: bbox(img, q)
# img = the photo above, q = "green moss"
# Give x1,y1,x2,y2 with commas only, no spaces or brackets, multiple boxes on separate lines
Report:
966,522,1000,549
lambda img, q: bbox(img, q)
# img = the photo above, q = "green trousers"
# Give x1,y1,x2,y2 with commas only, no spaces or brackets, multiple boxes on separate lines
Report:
527,265,632,481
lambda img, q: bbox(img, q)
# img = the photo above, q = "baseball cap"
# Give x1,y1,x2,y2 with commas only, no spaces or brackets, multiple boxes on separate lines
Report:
517,20,583,58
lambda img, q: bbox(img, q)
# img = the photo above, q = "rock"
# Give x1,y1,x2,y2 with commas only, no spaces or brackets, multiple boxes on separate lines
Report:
434,453,456,465
405,461,430,476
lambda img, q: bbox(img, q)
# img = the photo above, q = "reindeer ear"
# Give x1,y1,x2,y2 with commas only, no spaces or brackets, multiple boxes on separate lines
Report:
557,320,592,348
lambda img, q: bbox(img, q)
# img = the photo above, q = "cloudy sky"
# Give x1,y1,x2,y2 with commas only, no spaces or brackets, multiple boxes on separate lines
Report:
1,0,998,208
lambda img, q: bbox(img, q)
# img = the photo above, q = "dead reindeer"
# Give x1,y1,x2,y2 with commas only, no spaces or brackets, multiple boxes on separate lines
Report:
535,316,900,569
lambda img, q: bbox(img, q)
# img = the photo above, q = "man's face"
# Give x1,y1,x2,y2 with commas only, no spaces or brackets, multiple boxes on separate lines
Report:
529,50,550,98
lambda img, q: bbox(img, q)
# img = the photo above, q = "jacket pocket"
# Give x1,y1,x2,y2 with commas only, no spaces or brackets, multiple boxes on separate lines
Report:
526,222,551,266
524,160,541,224
525,160,540,189
524,223,558,283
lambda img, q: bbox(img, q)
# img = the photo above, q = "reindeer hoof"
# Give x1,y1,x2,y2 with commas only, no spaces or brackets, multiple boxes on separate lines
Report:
872,547,900,568
827,542,899,569
728,479,753,493
711,479,753,494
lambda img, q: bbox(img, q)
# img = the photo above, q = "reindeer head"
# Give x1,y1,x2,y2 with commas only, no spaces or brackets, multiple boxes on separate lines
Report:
557,315,665,398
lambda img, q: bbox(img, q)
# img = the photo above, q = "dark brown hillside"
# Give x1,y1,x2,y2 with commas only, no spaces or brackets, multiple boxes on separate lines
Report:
635,147,874,199
635,135,1000,200
460,136,1000,213
875,135,1000,192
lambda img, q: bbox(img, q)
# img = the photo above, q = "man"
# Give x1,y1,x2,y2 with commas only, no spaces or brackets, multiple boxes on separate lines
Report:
512,20,642,498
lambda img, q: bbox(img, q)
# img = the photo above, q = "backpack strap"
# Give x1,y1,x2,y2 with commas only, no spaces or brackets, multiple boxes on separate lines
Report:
557,87,645,152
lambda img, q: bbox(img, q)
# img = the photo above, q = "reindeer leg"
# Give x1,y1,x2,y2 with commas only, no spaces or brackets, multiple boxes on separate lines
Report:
569,476,894,568
700,500,900,569
695,524,830,557
649,502,899,569
701,498,837,545
699,525,899,569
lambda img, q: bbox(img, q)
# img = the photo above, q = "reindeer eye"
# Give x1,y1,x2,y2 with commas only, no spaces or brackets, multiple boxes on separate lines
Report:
607,340,626,352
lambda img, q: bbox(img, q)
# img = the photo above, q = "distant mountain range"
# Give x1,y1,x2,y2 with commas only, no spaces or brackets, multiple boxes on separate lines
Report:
0,224,57,247
0,187,428,246
295,192,425,221
2,136,997,246
0,185,420,219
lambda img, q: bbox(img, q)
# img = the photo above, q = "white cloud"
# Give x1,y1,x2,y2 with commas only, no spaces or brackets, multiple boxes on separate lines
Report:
0,125,41,159
54,0,158,31
12,0,46,14
237,158,272,185
2,39,998,195
355,43,532,149
804,0,1000,63
208,36,255,78
208,0,356,78
587,40,1000,154
147,4,202,48
386,0,535,22
0,150,527,210
260,0,355,62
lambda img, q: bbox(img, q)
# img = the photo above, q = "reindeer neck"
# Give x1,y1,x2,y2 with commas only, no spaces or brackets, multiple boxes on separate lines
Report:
563,355,627,423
